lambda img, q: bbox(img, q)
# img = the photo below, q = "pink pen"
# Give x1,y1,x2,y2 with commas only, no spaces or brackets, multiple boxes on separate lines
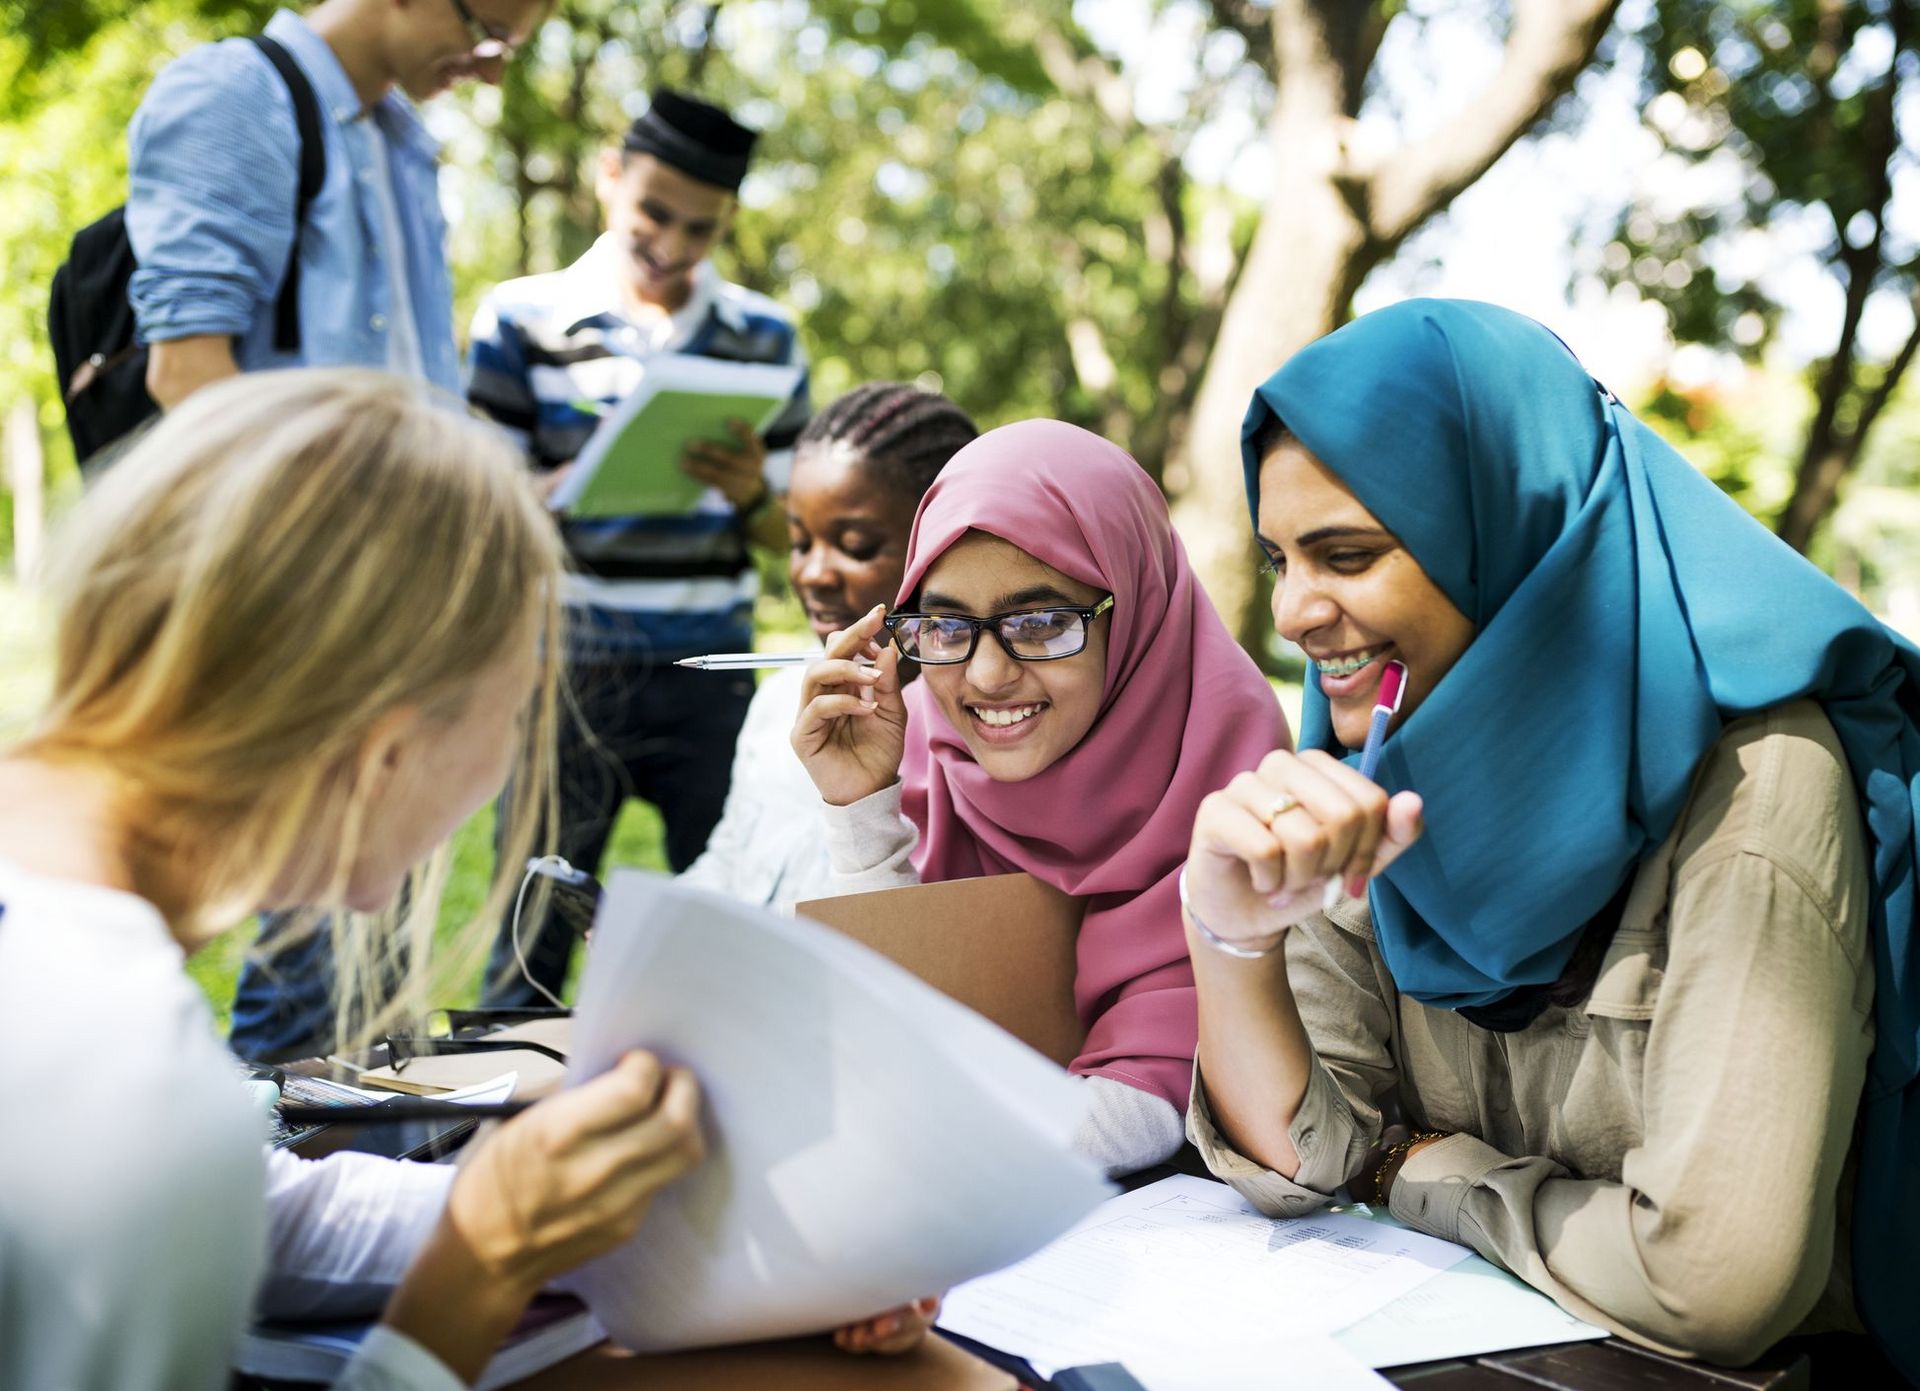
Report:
1322,659,1408,913
1357,659,1408,782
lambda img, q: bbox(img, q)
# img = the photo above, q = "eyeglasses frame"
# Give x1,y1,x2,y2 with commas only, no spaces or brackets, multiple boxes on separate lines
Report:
445,0,516,59
386,1032,568,1074
883,594,1116,666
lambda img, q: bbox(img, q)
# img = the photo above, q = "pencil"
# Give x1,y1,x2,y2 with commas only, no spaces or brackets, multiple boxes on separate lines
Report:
278,1100,532,1127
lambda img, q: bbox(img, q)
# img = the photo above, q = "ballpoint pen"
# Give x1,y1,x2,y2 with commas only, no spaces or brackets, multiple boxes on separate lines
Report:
1357,659,1408,782
1324,659,1409,912
675,651,876,670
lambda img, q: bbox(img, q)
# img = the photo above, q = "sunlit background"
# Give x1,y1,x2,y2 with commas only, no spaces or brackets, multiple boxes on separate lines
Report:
1,0,1913,1008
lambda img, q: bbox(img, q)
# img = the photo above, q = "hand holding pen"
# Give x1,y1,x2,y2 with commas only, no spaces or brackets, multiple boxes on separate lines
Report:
1181,661,1423,954
791,604,910,807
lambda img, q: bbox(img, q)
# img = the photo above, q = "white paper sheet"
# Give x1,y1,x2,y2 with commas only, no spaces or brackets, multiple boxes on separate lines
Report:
563,871,1113,1352
1332,1223,1607,1367
310,1072,518,1105
937,1176,1468,1388
1131,1336,1393,1391
434,1072,519,1106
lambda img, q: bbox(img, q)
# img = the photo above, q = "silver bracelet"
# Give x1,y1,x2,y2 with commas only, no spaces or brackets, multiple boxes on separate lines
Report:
1178,865,1286,960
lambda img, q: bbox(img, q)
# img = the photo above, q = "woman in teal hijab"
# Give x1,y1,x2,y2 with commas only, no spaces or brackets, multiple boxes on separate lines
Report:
1181,299,1917,1379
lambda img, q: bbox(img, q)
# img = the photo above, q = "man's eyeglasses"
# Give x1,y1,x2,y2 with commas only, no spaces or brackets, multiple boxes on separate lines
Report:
447,0,517,59
883,596,1114,665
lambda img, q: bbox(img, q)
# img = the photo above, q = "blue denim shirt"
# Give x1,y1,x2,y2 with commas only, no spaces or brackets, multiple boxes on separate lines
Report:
125,10,459,392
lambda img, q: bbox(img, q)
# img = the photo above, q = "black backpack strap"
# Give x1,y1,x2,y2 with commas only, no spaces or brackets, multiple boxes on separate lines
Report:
247,35,326,354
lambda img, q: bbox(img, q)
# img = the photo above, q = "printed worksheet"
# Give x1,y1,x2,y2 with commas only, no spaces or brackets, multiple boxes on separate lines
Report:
938,1175,1468,1388
562,871,1113,1352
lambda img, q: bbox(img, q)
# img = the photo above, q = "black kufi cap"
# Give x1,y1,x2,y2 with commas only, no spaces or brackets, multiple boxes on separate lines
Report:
621,89,757,191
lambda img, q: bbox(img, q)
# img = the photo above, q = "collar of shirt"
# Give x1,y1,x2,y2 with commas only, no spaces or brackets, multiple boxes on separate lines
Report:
264,7,440,162
553,235,746,344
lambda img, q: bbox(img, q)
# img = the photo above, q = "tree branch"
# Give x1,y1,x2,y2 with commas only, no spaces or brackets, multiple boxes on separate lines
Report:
1201,0,1275,72
1778,0,1908,551
1027,22,1135,130
1847,290,1920,456
1364,0,1622,245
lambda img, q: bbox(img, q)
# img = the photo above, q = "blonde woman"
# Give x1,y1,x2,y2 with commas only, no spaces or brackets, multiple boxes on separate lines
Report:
0,370,916,1391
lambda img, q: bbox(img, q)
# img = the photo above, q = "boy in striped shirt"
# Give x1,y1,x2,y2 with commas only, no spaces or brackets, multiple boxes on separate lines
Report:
467,90,809,1004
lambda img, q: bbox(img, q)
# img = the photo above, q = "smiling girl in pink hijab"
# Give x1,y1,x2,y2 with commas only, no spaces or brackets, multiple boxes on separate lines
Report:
793,419,1288,1174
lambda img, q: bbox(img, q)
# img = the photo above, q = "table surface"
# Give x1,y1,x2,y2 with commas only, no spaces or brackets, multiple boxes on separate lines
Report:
277,1053,1818,1391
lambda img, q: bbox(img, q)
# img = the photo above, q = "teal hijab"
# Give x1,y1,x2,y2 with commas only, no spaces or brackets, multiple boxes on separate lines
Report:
1242,299,1920,1380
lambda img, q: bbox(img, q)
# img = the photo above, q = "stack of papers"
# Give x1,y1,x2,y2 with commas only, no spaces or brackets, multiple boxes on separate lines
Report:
940,1176,1611,1388
938,1177,1464,1390
563,872,1113,1352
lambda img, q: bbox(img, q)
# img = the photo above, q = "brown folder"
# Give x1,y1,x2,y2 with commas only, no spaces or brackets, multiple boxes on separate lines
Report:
516,1335,1016,1390
796,872,1086,1067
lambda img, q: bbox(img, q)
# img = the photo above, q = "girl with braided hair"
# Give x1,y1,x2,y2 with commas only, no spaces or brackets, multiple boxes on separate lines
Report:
679,383,977,907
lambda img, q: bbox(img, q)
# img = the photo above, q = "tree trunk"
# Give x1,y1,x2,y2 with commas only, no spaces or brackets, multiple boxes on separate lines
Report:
1774,1,1910,554
1166,0,1621,659
1777,291,1920,554
1168,0,1370,651
1167,176,1370,652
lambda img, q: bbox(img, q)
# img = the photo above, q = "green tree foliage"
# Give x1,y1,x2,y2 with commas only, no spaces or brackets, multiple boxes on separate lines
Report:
465,0,1233,468
0,0,1238,511
0,2,276,495
1601,0,1920,552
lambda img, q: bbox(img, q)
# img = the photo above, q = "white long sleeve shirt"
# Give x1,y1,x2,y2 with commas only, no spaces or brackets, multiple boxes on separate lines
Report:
677,665,838,909
0,859,460,1391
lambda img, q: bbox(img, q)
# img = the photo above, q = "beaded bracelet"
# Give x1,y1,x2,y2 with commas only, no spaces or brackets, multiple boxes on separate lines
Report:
1177,865,1286,960
1370,1130,1447,1208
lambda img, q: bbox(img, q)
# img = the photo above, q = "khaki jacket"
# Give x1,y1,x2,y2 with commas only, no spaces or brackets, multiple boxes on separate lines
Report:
1190,701,1873,1365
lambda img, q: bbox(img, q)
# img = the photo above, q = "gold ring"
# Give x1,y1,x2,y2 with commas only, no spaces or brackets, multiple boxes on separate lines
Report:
1261,794,1300,827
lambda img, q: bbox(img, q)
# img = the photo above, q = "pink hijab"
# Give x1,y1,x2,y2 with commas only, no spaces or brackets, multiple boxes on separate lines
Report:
898,420,1289,1109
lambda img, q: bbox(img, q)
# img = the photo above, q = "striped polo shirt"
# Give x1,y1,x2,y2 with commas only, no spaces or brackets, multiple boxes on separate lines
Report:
466,236,810,655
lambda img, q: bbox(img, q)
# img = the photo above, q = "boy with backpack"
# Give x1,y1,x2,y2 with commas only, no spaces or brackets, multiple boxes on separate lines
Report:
56,0,548,1060
53,0,548,463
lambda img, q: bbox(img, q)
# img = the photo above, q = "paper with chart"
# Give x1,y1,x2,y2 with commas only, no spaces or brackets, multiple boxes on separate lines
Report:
937,1176,1469,1390
548,354,803,518
562,871,1113,1352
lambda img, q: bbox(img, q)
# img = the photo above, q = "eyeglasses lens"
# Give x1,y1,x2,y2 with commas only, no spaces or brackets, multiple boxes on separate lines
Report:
893,610,1088,664
1000,610,1085,658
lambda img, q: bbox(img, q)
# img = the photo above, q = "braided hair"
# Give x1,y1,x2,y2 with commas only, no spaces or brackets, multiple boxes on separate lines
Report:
796,383,978,504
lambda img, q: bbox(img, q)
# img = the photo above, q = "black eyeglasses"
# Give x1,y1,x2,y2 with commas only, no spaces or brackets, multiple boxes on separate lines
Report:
385,1031,568,1074
884,595,1114,665
446,0,517,59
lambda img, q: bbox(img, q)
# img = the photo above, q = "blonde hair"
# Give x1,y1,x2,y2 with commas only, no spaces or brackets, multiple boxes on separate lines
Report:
23,368,564,1047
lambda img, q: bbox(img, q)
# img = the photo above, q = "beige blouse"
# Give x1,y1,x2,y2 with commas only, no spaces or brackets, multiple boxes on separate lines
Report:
1189,700,1874,1365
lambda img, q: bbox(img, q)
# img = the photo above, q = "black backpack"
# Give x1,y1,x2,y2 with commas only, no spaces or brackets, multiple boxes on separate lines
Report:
48,35,326,470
